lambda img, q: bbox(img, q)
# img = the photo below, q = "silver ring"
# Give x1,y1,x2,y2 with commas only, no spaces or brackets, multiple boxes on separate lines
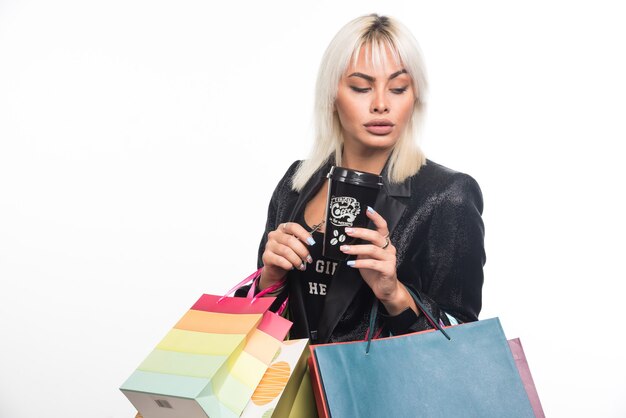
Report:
381,237,390,249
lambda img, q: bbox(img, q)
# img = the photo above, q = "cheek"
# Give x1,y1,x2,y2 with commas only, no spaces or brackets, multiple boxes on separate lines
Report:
335,95,360,124
397,98,416,124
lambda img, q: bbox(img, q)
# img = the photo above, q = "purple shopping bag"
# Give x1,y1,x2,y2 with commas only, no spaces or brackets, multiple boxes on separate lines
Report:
508,338,545,418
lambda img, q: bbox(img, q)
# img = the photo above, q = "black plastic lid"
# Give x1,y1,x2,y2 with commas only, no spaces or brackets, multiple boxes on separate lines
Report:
326,166,383,189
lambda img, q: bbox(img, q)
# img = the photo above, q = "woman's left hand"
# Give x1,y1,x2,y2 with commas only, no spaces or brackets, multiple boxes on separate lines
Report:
340,206,400,303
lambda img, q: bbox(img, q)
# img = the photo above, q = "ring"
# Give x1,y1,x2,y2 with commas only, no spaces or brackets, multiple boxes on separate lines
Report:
381,237,390,249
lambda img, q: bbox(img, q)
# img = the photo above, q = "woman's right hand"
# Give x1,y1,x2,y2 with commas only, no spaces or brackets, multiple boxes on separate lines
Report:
259,222,316,290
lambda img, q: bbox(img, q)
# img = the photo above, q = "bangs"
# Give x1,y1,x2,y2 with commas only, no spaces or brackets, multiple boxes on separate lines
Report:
349,35,404,74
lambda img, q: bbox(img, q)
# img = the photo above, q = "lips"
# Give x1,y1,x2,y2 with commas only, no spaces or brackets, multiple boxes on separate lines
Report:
364,119,394,135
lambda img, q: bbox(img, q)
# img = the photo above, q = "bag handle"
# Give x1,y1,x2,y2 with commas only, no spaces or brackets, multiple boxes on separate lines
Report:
219,267,289,316
219,267,264,301
251,271,289,316
405,287,451,341
364,287,451,353
365,299,380,354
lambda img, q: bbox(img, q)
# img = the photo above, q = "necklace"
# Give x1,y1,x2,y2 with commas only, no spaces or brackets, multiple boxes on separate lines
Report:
310,218,325,234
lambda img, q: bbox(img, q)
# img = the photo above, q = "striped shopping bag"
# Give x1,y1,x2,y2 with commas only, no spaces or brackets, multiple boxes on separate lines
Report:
120,293,291,418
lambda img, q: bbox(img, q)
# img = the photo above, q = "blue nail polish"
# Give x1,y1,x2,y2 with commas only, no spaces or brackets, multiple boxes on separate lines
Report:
306,237,316,246
347,260,356,267
367,206,375,214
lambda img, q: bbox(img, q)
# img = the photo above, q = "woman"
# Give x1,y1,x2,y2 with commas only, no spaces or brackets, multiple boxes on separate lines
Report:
236,14,485,344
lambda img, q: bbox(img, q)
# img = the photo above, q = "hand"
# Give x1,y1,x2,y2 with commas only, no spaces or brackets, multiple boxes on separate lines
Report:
339,206,398,300
340,206,418,316
260,222,316,289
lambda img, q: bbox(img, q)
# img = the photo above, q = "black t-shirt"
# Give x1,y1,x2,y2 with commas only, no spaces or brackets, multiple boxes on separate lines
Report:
295,210,339,340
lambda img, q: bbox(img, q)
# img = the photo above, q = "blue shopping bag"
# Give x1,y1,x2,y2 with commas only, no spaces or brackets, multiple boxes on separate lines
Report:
310,317,535,418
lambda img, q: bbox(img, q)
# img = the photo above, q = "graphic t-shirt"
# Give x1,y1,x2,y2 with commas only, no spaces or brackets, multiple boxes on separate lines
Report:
295,210,339,342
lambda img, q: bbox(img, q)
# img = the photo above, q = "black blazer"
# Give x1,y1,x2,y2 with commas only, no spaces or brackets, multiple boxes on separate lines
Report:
236,155,486,344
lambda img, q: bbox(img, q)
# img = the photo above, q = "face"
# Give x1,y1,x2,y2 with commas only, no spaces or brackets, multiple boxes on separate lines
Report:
334,44,416,153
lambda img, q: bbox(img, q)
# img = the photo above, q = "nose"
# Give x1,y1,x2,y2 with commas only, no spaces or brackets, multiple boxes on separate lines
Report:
370,88,389,114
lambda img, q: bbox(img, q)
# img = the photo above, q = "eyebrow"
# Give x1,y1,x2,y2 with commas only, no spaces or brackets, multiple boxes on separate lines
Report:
347,69,407,82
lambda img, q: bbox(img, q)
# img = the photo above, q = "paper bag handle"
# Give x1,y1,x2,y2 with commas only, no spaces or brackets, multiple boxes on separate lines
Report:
364,287,451,353
219,267,264,301
219,267,289,316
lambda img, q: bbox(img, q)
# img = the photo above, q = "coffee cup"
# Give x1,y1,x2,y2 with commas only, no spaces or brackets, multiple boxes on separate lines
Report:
322,166,383,261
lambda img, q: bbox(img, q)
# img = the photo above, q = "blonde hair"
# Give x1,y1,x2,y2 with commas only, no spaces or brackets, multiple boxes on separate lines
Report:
291,13,428,192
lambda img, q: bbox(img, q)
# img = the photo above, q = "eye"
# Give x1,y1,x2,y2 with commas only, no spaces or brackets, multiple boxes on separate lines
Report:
391,87,409,94
350,86,370,93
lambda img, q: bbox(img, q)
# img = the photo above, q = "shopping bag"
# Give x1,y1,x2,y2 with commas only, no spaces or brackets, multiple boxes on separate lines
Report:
508,338,545,418
309,317,535,418
287,366,318,418
207,308,292,418
240,338,313,418
120,293,286,418
289,365,318,418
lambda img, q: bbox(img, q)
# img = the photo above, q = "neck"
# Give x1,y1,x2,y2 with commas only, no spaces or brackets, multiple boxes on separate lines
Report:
341,142,392,175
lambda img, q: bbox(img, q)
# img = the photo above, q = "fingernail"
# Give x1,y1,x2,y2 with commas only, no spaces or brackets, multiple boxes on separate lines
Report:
299,263,306,271
345,227,353,234
367,206,375,214
347,260,356,267
306,255,313,263
340,245,350,252
306,237,316,246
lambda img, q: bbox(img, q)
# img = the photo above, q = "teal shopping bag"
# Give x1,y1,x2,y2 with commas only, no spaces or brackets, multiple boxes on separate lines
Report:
309,317,534,418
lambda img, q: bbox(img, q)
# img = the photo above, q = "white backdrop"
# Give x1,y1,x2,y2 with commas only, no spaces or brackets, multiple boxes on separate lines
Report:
1,1,625,417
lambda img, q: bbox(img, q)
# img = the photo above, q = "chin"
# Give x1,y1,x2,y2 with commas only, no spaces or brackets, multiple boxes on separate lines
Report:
343,130,400,152
361,136,399,150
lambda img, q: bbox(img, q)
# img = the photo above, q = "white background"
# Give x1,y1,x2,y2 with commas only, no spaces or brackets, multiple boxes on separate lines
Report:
1,1,625,417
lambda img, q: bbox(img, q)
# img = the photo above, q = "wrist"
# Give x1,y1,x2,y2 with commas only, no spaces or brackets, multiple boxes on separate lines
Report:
379,281,418,317
258,269,286,291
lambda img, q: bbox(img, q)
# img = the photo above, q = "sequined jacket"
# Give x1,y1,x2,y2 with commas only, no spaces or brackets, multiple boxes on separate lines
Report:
236,156,486,344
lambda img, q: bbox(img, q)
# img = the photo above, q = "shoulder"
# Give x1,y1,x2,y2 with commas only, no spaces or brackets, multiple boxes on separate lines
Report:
410,159,483,212
269,160,303,199
286,160,303,176
281,160,303,188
